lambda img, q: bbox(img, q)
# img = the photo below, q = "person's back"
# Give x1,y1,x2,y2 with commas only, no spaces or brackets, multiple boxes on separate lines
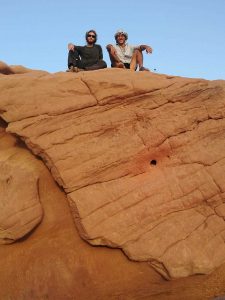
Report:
67,30,107,72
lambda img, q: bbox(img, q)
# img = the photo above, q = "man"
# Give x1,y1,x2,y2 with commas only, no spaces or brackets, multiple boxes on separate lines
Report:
106,29,153,71
67,30,107,72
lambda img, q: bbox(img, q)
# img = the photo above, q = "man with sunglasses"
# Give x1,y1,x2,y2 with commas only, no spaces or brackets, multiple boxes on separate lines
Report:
67,30,107,72
106,29,152,71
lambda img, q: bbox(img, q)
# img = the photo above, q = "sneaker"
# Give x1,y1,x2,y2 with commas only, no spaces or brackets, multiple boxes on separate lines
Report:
139,66,150,72
66,66,75,72
72,67,85,73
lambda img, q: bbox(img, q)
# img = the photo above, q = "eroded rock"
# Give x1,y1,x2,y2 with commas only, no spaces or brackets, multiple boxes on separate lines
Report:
0,61,14,75
0,67,225,279
0,152,43,244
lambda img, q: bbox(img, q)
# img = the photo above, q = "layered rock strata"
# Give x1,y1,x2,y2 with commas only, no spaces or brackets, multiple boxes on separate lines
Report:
0,65,225,279
0,119,43,244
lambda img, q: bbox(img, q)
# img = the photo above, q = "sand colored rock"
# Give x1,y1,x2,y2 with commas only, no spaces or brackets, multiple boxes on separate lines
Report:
1,122,225,300
0,67,225,280
0,119,43,243
0,155,42,244
0,61,14,75
0,61,47,76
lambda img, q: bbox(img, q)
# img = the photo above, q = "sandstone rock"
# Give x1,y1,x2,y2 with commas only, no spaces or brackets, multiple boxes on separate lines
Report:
0,67,225,279
0,124,43,243
0,61,46,75
0,151,43,244
0,61,14,75
1,125,225,300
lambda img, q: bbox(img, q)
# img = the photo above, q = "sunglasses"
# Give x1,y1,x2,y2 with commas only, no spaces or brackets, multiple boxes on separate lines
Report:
88,34,96,38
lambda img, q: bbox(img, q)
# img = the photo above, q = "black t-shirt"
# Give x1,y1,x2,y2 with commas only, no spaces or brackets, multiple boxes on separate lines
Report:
76,44,103,67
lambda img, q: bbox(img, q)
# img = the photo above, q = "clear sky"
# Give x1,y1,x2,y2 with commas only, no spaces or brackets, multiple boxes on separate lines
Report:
1,0,225,80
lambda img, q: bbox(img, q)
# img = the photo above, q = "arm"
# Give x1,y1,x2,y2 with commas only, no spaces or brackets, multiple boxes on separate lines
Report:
106,44,121,63
106,44,113,52
106,44,125,68
68,43,75,51
98,45,103,60
139,45,153,54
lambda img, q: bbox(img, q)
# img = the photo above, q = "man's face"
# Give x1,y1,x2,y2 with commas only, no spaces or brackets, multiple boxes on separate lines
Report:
116,33,126,45
87,32,96,44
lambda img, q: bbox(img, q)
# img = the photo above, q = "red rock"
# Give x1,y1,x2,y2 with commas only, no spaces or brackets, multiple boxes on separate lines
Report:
0,155,43,244
0,66,225,280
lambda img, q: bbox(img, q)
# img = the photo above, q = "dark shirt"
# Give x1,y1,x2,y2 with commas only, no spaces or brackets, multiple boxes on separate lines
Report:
76,44,103,67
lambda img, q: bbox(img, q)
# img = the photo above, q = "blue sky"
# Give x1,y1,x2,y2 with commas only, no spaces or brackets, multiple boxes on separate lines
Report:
1,0,225,80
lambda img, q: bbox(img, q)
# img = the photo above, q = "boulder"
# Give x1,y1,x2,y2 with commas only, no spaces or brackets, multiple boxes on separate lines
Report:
0,67,225,279
0,154,43,244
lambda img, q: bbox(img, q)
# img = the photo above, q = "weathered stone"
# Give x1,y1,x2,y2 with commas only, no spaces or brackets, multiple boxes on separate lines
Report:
1,126,225,300
0,66,225,279
0,151,43,244
0,61,14,75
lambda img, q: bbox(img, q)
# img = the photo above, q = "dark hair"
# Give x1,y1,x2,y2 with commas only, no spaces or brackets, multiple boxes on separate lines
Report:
85,29,98,42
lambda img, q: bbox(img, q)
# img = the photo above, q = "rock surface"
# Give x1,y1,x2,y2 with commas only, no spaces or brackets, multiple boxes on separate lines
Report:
0,119,43,244
0,154,42,244
0,63,225,279
1,122,225,300
0,61,14,75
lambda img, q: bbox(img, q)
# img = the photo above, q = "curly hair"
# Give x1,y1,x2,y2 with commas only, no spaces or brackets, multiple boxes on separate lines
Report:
114,29,128,42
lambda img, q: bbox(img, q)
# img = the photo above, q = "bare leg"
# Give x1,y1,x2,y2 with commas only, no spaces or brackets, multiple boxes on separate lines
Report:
136,49,144,68
136,49,149,71
130,49,139,70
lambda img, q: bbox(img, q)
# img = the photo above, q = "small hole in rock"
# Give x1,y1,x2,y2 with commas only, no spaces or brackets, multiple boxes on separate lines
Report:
150,159,157,166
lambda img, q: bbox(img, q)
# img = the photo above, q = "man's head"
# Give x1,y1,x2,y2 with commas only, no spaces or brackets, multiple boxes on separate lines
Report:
114,29,128,44
85,30,97,45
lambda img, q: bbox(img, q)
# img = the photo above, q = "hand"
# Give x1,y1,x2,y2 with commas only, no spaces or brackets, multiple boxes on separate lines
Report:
68,43,75,51
106,44,113,52
145,46,153,54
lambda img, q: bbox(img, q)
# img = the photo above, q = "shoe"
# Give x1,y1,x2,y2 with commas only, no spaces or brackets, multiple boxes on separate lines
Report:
66,66,75,72
73,67,85,72
66,66,85,73
139,66,150,72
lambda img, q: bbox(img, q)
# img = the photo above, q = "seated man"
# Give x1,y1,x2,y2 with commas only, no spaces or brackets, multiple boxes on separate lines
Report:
67,29,107,72
106,29,153,71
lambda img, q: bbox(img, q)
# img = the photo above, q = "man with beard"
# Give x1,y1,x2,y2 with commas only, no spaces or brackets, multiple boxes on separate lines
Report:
106,29,152,71
67,29,107,72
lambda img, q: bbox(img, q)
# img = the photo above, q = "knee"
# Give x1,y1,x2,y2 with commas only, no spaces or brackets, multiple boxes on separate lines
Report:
68,49,75,58
131,49,139,58
134,49,141,55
